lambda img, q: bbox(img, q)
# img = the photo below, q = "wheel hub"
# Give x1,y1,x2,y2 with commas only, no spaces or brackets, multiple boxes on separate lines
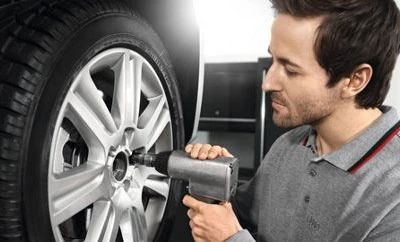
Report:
112,152,128,181
107,146,132,186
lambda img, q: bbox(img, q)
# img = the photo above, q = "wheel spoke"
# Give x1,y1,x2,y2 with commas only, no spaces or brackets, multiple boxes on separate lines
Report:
66,92,112,153
134,168,168,241
97,204,121,242
85,201,113,242
87,195,122,242
125,188,148,240
49,163,108,225
75,69,117,133
131,96,169,150
145,198,167,241
141,63,164,98
120,209,136,242
120,208,147,242
126,187,146,216
146,109,170,150
144,177,169,200
143,175,169,239
111,52,137,128
99,188,144,242
132,56,143,125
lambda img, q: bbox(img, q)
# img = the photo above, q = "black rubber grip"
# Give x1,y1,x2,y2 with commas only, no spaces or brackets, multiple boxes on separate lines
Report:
154,151,173,176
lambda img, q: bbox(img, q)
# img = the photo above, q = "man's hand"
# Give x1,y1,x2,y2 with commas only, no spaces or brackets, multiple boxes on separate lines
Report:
183,195,242,242
185,143,233,160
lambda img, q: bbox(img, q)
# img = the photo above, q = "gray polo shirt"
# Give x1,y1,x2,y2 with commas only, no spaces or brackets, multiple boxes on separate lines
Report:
229,106,400,242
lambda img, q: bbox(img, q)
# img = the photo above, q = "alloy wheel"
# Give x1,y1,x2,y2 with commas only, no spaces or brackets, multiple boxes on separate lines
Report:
48,48,173,241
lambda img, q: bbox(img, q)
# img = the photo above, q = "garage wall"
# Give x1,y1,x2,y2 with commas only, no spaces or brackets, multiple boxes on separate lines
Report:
197,0,273,63
386,57,400,113
386,0,400,112
199,0,400,112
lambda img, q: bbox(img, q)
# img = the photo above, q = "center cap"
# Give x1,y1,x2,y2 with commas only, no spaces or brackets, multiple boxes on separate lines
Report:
112,152,128,181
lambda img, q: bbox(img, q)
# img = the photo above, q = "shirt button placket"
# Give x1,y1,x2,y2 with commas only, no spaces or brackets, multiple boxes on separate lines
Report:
304,167,317,205
304,195,310,203
310,168,317,177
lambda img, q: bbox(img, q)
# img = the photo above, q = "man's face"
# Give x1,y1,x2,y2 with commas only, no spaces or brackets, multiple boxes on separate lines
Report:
264,14,342,128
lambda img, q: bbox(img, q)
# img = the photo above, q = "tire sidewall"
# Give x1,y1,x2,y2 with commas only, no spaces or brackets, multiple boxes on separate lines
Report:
24,11,184,241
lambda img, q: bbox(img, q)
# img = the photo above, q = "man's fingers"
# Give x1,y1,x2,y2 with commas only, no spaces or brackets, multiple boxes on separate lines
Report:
189,219,195,229
191,228,204,242
208,145,222,159
185,143,234,159
183,195,202,211
187,208,195,219
221,202,233,209
198,144,212,160
190,144,203,158
185,144,194,153
222,147,234,157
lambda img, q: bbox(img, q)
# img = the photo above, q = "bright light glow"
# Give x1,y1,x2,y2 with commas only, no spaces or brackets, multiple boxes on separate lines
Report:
192,0,400,111
194,0,274,62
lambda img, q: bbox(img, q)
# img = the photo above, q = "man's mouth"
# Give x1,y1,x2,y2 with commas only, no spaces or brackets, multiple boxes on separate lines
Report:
270,93,286,107
272,98,284,106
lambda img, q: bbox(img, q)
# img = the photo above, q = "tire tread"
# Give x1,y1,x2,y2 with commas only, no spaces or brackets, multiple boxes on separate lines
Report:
0,1,81,239
0,0,180,240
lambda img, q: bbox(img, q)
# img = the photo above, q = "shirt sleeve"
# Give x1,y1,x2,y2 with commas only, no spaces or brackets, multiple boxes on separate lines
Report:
231,140,281,237
226,229,256,242
364,203,400,242
231,162,264,236
230,127,307,240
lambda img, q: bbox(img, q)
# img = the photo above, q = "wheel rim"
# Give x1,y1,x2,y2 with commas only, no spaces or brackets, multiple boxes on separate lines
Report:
48,48,174,241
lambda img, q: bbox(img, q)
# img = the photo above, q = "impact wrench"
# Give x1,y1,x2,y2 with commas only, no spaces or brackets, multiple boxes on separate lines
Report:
130,150,239,203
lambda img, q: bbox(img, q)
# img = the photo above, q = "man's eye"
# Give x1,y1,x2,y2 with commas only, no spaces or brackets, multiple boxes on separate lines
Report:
285,68,298,76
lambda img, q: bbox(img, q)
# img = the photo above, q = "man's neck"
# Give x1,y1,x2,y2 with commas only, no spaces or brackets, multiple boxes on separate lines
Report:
313,105,383,156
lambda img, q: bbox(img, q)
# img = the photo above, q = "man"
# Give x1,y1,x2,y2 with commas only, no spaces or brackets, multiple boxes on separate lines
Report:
183,0,400,241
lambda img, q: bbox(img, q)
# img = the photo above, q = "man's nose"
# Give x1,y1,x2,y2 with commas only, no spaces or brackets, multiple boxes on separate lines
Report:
262,66,278,92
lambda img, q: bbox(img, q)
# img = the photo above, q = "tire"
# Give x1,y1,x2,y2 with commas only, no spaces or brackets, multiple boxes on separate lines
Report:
0,0,185,241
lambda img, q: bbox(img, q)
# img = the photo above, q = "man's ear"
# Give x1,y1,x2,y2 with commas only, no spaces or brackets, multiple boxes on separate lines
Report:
341,64,373,99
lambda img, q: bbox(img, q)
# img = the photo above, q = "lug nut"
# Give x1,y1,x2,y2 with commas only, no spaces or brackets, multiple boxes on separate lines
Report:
108,146,117,157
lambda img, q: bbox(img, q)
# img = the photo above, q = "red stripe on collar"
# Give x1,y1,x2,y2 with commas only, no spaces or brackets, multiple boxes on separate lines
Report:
300,132,310,146
348,121,400,174
302,135,309,146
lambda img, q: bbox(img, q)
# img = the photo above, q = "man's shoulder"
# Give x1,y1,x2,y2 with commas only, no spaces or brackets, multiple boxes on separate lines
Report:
382,130,400,162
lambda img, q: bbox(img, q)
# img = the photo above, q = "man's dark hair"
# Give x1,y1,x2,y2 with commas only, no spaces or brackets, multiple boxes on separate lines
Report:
270,0,400,108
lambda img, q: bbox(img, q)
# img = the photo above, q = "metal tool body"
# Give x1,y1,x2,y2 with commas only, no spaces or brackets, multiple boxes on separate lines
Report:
130,150,239,203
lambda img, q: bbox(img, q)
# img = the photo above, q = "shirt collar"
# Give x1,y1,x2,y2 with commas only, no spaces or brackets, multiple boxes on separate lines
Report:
304,106,399,171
